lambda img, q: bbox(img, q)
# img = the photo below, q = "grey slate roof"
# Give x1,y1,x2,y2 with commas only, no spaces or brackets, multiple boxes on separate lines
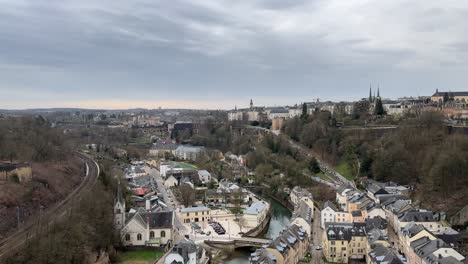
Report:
324,223,366,241
366,216,388,232
323,200,338,212
171,238,197,264
368,244,406,264
399,210,435,222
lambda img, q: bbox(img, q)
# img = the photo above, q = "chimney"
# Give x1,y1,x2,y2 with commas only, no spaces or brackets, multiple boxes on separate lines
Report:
146,199,151,211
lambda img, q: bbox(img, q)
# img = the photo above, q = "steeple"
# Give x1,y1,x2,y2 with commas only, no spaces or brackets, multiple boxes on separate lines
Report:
377,86,380,98
369,85,372,102
114,181,126,229
250,99,253,110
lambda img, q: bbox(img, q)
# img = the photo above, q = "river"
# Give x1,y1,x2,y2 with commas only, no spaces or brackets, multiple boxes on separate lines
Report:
224,195,292,263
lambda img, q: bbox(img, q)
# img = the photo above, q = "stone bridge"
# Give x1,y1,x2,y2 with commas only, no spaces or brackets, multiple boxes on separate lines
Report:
202,237,272,251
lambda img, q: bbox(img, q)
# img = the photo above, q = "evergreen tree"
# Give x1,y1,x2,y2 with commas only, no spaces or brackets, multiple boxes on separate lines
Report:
301,103,308,119
374,98,385,116
443,92,449,102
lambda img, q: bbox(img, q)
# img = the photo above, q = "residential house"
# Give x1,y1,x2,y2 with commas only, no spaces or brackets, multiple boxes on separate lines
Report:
290,186,313,206
366,181,389,202
410,238,465,264
164,175,178,188
180,206,211,223
398,210,445,235
367,244,408,264
197,170,212,184
322,223,367,263
336,184,353,210
321,201,352,229
164,238,206,264
400,222,437,256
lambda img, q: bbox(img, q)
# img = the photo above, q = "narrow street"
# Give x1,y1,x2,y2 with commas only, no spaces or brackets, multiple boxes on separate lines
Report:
312,206,324,264
149,167,187,240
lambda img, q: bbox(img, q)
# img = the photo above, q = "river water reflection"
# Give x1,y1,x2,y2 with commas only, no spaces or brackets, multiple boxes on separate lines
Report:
224,195,292,264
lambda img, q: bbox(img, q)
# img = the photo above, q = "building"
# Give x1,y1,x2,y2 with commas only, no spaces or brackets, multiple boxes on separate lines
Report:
243,201,269,228
149,140,179,158
252,223,309,264
409,237,465,264
267,107,289,120
431,90,468,103
164,238,204,264
197,170,212,184
290,186,313,206
336,184,353,210
0,162,32,182
397,210,444,234
180,206,211,223
175,145,205,161
322,201,353,229
367,244,408,264
322,223,367,263
164,175,178,188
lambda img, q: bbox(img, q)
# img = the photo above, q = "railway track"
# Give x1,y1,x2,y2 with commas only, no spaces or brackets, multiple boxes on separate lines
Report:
0,152,100,261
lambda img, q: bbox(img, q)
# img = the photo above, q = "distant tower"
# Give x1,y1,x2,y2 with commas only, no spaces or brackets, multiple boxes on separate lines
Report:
377,86,380,98
369,85,372,102
114,182,126,230
235,105,237,111
250,99,253,110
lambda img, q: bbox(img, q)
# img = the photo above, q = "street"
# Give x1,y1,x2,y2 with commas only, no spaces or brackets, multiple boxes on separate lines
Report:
312,206,324,264
148,167,187,239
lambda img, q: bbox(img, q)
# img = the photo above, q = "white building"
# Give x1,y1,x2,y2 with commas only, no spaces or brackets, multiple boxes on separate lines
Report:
243,201,269,228
165,175,178,188
164,238,198,264
198,170,212,184
175,145,205,161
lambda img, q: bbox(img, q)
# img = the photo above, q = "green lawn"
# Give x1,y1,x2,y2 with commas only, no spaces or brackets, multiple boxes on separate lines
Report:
179,162,198,169
335,162,355,181
117,250,164,264
315,171,333,182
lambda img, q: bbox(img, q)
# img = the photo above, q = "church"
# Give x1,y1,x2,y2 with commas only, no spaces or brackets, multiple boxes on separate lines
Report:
114,184,174,248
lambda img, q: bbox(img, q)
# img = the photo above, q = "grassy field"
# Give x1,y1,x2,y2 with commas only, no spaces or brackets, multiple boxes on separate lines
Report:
315,171,333,182
117,250,164,264
179,162,198,169
335,162,355,181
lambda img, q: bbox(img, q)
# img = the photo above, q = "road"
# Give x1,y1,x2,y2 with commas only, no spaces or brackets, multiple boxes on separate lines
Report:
0,152,99,261
311,206,325,264
149,168,187,239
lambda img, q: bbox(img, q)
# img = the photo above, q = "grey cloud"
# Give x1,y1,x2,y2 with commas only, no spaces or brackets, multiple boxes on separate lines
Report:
0,0,468,109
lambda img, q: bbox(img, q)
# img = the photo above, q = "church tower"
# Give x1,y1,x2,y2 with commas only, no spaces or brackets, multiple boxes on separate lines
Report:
250,99,253,110
114,182,126,230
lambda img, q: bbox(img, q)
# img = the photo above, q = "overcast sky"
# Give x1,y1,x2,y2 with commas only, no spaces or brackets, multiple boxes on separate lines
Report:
1,0,468,109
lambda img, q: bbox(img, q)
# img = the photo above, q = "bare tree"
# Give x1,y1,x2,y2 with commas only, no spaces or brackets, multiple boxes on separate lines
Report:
178,184,196,207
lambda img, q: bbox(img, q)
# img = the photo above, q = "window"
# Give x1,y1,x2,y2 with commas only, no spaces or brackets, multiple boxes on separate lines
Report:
125,234,130,241
331,241,335,245
186,213,189,216
137,233,142,240
161,231,166,237
116,209,121,214
341,241,344,245
195,212,198,216
150,231,155,238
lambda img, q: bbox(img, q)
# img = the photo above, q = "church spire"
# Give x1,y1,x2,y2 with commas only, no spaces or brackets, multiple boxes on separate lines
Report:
250,99,253,109
369,85,372,102
377,85,380,98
